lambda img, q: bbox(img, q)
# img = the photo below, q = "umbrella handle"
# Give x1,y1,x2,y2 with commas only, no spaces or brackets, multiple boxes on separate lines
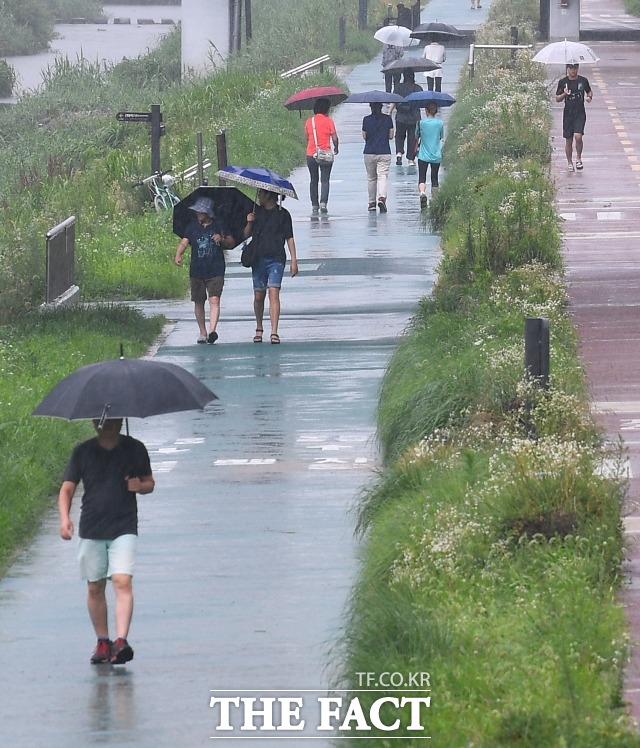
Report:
98,405,111,430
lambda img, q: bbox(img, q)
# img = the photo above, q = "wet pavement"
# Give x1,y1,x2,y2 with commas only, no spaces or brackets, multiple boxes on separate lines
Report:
0,2,485,746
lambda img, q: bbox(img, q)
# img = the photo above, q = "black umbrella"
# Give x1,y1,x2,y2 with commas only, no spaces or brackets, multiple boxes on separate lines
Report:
410,21,462,39
382,57,441,73
32,357,217,422
173,185,255,246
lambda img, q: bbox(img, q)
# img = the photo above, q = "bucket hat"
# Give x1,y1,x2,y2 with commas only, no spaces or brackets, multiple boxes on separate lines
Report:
188,196,216,218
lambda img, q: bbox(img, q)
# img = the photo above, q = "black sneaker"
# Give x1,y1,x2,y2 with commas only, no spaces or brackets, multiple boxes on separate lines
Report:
377,197,387,213
111,638,134,665
208,331,218,344
90,639,112,664
396,155,402,166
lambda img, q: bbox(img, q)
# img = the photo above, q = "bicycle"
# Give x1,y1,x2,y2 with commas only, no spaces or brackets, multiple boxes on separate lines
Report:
133,170,181,211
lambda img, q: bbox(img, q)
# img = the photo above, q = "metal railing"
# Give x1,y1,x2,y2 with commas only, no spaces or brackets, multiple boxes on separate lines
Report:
280,55,331,79
43,216,79,308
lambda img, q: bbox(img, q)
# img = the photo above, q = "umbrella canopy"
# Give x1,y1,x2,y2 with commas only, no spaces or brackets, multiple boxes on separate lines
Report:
382,57,441,73
343,90,405,104
374,25,416,47
172,185,254,242
215,165,298,200
403,90,456,107
33,358,217,421
410,21,462,39
284,86,348,111
532,40,599,65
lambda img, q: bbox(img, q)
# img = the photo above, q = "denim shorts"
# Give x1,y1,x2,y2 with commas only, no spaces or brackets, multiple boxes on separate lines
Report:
252,257,285,291
78,534,138,581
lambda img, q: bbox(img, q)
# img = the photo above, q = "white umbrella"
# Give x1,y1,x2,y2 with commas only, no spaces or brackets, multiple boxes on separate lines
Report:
532,39,599,65
374,25,417,48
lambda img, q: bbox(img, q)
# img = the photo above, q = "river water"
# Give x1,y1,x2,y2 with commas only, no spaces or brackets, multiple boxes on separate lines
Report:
3,5,182,99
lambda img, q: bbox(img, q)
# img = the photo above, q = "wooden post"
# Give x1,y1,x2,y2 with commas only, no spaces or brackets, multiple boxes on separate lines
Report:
197,132,205,185
358,0,368,30
339,16,346,55
245,0,252,41
150,104,162,174
510,26,519,64
216,130,228,185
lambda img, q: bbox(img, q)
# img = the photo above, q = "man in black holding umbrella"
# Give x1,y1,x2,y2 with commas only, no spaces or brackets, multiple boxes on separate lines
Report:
389,70,423,166
58,418,155,665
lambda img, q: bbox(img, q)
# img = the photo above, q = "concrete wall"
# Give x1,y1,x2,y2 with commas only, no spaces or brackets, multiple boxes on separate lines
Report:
181,0,231,78
549,0,580,41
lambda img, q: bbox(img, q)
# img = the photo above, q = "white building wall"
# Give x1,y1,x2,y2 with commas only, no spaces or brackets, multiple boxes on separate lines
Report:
181,0,231,78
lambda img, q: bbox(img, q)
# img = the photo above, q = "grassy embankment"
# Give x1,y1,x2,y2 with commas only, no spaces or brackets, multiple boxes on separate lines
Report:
624,0,640,18
338,0,640,745
0,0,381,571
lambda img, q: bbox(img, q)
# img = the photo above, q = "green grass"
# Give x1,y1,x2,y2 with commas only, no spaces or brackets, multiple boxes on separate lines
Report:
623,0,640,17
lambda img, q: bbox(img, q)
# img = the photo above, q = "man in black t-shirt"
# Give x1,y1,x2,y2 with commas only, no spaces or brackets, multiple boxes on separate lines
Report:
243,189,298,344
555,63,593,171
58,418,155,665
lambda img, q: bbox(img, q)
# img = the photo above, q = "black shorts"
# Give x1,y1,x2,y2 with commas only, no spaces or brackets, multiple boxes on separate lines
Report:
563,110,586,139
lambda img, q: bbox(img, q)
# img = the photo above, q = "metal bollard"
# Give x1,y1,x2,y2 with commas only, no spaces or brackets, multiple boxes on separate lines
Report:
524,317,550,389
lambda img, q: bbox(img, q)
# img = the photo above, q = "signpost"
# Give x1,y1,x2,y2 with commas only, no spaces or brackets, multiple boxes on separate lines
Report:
116,104,164,174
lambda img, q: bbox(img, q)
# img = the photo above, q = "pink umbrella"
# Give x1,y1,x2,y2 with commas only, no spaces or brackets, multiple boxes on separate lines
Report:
284,86,348,111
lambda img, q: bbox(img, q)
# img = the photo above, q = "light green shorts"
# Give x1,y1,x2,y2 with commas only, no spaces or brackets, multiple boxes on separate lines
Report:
77,534,137,582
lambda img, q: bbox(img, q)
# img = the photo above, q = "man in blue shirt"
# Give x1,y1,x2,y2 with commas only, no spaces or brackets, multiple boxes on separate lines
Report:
362,102,395,213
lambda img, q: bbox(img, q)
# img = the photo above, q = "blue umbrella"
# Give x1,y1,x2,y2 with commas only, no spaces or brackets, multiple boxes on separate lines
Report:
343,90,405,104
215,165,298,200
403,90,456,107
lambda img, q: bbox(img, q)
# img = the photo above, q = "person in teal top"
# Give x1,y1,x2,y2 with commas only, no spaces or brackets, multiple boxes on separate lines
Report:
415,102,444,209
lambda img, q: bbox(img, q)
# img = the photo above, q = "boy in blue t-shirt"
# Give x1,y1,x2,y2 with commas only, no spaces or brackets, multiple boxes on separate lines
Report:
174,196,236,344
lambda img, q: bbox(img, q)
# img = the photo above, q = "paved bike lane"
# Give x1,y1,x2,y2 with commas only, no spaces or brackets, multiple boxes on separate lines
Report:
0,5,488,745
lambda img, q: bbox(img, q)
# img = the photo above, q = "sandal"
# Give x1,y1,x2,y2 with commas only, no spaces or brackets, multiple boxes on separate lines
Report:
253,328,263,343
270,333,280,345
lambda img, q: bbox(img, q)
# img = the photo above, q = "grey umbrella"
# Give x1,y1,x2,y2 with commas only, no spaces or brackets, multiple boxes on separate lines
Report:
33,357,217,422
